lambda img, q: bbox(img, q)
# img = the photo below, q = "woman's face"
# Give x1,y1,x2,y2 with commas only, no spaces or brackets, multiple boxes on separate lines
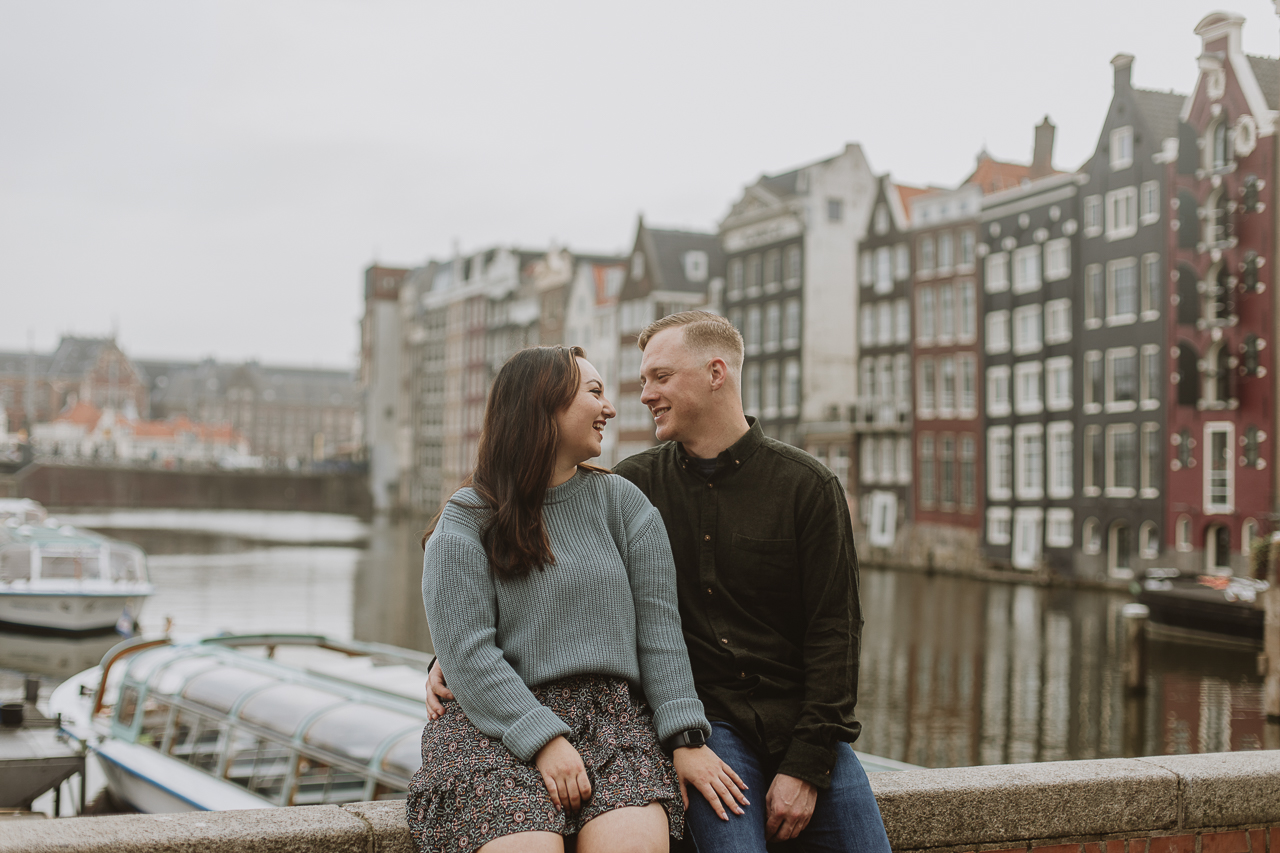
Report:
555,357,615,467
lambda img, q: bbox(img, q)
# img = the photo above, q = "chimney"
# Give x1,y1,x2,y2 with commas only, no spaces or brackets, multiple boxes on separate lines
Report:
1030,116,1056,180
1111,53,1134,91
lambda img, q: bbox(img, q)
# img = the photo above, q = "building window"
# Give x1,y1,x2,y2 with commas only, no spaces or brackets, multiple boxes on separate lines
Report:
745,305,762,355
1106,424,1138,497
940,434,957,506
1047,508,1074,548
785,246,802,288
1044,239,1070,282
1045,356,1072,411
828,198,844,223
958,280,976,342
1210,120,1230,171
1014,424,1044,500
1107,259,1139,325
874,205,889,235
1012,245,1042,293
918,359,936,418
859,437,875,484
894,354,911,411
1207,524,1231,573
894,244,910,281
1140,345,1160,409
1083,195,1103,236
874,247,892,293
1012,508,1044,570
728,259,744,300
937,232,954,271
1012,305,1042,355
784,298,801,348
1047,422,1073,499
958,355,976,416
894,298,910,344
918,288,936,343
988,427,1012,500
987,366,1011,417
1205,422,1234,513
918,236,935,276
937,285,955,343
939,357,956,415
860,251,874,286
1014,362,1043,415
876,302,893,348
895,438,911,485
860,305,875,345
959,229,976,267
744,362,760,414
728,307,744,336
986,310,1010,354
783,358,800,414
988,507,1012,545
1106,347,1138,412
1140,254,1161,317
1084,425,1103,495
985,253,1009,292
1110,126,1134,170
1140,181,1160,224
1176,342,1200,406
1045,298,1071,345
1084,265,1104,328
1109,522,1134,578
1141,422,1160,497
746,253,761,294
1140,521,1160,559
764,302,781,351
960,435,976,510
1176,515,1192,551
1105,187,1138,240
764,250,781,291
763,360,780,418
1083,517,1102,554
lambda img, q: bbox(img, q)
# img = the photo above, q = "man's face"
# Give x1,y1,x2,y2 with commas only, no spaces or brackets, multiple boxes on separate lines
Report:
639,327,707,445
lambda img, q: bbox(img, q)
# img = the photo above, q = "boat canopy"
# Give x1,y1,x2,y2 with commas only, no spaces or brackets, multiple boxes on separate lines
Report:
0,524,147,584
101,635,436,806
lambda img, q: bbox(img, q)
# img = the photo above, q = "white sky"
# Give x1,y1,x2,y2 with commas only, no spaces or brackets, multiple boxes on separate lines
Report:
3,0,1279,368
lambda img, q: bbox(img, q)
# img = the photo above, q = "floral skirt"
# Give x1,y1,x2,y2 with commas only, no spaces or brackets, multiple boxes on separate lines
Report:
406,674,683,853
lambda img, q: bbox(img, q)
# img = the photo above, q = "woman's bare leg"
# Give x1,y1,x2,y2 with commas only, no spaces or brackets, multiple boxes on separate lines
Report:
478,830,563,852
577,803,669,853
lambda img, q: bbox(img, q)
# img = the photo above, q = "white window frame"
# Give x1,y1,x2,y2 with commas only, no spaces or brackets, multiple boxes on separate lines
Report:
958,280,977,343
1105,186,1138,241
1140,422,1160,499
958,354,977,418
876,302,893,348
1045,356,1073,412
918,235,935,277
917,359,935,419
988,426,1012,501
1140,253,1161,320
896,437,912,486
1106,258,1138,326
985,310,1010,354
1044,298,1071,345
1140,344,1161,410
1044,238,1071,282
1014,422,1044,502
1012,304,1042,355
1014,362,1043,416
1105,346,1138,414
1083,195,1103,237
1204,422,1235,514
986,366,1011,418
1110,126,1134,170
894,244,910,282
917,288,936,344
893,354,911,412
874,247,892,293
1047,421,1074,499
1105,423,1138,499
985,252,1009,293
1139,180,1160,225
894,298,910,345
1046,508,1074,548
937,285,955,345
959,229,976,269
1084,264,1104,329
1084,350,1103,414
987,506,1012,546
859,251,874,287
938,356,956,418
1012,508,1044,570
1012,245,1042,294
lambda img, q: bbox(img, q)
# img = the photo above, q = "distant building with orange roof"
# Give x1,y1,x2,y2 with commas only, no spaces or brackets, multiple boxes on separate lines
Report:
31,401,250,467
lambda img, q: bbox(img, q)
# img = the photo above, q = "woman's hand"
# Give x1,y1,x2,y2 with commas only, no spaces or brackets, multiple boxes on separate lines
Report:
534,736,592,812
672,745,749,820
424,660,454,720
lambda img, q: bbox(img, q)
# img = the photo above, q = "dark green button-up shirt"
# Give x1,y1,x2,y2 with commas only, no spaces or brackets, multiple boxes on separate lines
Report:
614,418,863,789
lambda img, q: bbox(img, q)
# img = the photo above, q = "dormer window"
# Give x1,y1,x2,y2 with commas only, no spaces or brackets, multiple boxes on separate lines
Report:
1110,126,1134,170
828,199,844,223
873,205,889,235
631,251,646,280
684,251,708,283
1209,120,1230,170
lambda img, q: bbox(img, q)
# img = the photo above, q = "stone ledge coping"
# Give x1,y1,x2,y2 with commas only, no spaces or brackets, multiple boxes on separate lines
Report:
2,751,1276,852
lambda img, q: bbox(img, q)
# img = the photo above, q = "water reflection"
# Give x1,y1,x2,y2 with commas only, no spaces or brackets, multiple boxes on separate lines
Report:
854,569,1269,767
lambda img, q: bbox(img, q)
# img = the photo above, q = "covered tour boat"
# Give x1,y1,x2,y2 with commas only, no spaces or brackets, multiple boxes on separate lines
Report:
50,634,435,813
0,516,152,633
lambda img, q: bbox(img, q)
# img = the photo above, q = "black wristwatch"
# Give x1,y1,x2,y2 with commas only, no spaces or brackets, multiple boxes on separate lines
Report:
663,728,707,752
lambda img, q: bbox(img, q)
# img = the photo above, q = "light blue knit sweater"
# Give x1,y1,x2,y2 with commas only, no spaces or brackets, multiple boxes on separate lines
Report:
422,469,710,762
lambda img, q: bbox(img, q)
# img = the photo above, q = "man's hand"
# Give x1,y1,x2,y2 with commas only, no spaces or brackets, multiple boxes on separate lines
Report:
535,736,592,812
764,773,817,841
672,745,749,820
424,659,454,720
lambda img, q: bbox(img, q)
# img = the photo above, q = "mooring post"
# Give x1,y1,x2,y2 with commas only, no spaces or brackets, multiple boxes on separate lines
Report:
1122,603,1149,693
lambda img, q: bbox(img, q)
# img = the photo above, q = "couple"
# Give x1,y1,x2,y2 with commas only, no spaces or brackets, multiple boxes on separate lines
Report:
407,311,891,853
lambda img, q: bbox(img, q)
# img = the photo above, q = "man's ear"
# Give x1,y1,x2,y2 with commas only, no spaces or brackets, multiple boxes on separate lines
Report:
707,357,729,392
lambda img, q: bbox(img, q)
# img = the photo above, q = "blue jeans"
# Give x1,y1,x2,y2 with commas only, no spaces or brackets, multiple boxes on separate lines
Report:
681,722,892,853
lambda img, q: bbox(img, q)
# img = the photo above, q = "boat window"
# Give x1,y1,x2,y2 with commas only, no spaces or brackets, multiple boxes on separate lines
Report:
293,757,368,806
0,547,31,581
381,731,423,782
183,667,276,714
137,697,171,749
108,547,145,582
116,686,139,728
372,783,408,801
169,709,225,773
224,728,294,805
150,657,222,697
304,703,423,764
40,549,101,580
238,684,345,738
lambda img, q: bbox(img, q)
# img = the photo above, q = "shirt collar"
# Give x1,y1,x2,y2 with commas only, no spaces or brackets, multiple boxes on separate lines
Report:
676,417,765,476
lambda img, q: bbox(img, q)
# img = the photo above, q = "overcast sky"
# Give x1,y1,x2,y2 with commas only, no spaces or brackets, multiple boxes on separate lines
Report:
3,1,1279,369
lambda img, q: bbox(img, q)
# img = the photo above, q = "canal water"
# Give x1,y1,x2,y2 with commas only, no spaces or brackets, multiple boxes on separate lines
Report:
1,509,1267,793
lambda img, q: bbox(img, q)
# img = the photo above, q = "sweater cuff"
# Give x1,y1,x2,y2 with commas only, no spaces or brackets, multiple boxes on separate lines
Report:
502,706,571,762
651,697,710,743
776,736,840,791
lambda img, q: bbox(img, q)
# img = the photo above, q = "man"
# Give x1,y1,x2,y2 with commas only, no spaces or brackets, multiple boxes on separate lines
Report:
428,311,890,853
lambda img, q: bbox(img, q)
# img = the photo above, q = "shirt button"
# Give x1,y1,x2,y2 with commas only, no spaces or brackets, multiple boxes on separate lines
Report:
707,482,713,488
739,671,746,678
721,638,729,644
706,587,713,595
703,534,710,541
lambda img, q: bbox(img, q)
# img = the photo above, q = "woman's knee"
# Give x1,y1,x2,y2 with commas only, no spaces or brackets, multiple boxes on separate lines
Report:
577,803,668,853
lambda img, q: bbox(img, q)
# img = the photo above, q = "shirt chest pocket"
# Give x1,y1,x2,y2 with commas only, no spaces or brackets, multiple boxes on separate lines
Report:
729,533,798,601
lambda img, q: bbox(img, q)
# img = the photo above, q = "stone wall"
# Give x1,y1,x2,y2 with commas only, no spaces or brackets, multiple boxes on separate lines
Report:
2,751,1276,852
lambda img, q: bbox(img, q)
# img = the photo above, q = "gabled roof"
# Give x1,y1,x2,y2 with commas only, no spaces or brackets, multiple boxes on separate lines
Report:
1247,54,1280,110
646,227,725,295
758,168,802,200
47,337,115,380
1131,87,1187,143
896,185,931,217
54,400,103,429
964,155,1032,195
0,351,53,377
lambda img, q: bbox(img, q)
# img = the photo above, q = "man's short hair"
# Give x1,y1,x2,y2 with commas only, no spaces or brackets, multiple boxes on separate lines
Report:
637,311,745,373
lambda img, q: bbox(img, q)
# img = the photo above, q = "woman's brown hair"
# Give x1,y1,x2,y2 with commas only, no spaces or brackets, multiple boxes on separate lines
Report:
422,345,605,579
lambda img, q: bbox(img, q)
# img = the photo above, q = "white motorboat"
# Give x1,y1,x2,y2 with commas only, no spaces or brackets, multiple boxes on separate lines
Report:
0,520,153,633
50,633,435,813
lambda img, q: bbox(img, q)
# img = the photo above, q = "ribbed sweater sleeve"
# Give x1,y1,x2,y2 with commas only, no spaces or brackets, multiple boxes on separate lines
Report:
421,531,569,761
622,501,712,743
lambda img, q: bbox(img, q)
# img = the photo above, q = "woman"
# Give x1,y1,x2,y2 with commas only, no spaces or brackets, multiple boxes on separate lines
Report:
407,346,747,853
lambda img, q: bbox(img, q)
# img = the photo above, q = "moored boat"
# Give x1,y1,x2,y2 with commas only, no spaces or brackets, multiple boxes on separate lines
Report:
0,519,153,633
1138,572,1266,647
50,634,436,813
